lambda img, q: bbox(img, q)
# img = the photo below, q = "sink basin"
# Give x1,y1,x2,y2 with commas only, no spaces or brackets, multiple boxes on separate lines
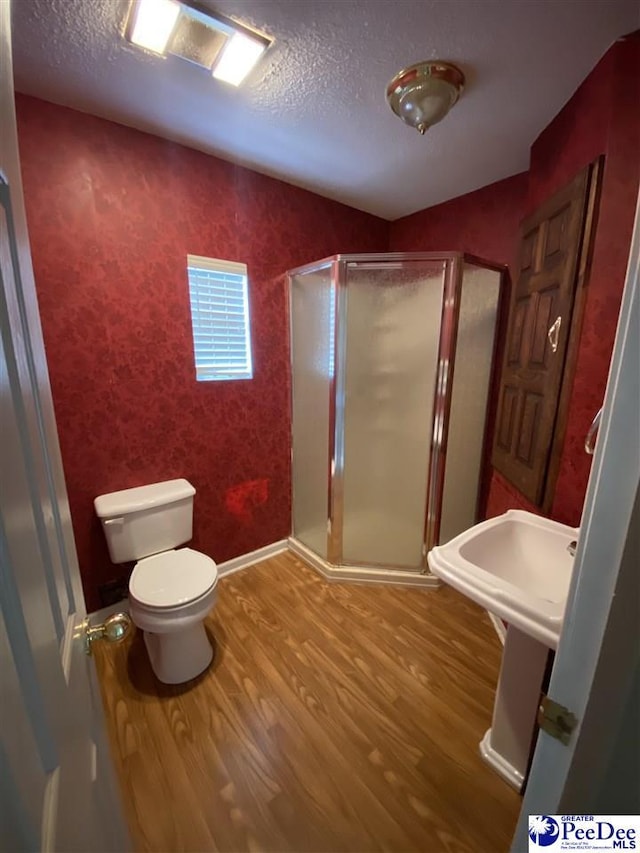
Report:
428,509,578,648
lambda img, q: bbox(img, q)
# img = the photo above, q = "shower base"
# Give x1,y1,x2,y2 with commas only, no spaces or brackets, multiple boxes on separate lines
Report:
288,537,440,588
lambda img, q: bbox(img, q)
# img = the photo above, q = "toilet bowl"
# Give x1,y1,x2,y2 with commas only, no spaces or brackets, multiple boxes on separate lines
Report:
129,548,218,684
94,479,218,684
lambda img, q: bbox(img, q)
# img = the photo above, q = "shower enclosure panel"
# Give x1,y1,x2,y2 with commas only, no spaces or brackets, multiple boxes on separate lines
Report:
290,262,334,559
438,262,503,545
338,261,446,570
289,253,503,581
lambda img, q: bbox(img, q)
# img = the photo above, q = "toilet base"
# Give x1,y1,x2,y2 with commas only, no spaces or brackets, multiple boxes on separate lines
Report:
143,622,213,684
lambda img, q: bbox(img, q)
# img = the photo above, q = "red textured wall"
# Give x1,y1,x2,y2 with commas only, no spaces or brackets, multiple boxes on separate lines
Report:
504,33,639,526
392,35,640,528
389,172,528,266
16,34,639,610
544,34,640,526
16,95,388,610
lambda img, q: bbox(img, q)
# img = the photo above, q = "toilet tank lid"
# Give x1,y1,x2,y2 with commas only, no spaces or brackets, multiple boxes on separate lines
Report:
94,479,195,518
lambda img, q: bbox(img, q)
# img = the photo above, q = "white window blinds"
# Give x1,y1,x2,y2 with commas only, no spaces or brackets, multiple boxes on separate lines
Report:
187,255,253,381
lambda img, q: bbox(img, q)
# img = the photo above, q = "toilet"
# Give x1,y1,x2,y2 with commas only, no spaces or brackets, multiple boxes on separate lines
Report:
94,479,218,684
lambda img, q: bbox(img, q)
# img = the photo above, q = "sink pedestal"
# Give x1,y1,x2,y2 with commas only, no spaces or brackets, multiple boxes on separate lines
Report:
427,510,577,791
479,624,549,791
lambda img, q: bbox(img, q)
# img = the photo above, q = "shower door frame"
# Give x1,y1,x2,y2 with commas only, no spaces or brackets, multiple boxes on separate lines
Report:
288,251,506,576
327,257,346,566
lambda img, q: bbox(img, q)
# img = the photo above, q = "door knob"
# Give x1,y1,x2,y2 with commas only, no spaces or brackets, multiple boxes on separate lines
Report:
80,612,132,655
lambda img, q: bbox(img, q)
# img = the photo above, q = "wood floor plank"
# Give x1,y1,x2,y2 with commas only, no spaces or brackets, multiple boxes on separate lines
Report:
93,552,521,853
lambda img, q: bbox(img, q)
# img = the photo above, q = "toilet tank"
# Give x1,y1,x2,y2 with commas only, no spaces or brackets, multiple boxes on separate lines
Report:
94,479,196,564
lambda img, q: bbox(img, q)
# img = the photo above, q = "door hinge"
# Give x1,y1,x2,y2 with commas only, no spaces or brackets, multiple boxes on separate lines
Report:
538,694,578,745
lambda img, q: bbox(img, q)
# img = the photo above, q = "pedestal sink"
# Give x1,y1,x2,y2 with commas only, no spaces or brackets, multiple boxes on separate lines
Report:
428,509,578,790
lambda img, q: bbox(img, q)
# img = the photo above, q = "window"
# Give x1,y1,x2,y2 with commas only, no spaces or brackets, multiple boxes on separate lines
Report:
187,254,253,381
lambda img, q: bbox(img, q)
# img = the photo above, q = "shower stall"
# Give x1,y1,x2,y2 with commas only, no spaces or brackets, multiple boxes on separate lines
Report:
288,253,504,585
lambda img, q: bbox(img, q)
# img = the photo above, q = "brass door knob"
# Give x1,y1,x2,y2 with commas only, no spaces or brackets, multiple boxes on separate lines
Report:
81,612,132,655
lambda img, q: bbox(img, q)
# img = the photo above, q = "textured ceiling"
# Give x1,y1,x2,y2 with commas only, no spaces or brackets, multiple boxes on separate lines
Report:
11,0,640,220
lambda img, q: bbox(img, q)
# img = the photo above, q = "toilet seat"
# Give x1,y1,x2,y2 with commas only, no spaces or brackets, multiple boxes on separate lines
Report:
129,547,218,609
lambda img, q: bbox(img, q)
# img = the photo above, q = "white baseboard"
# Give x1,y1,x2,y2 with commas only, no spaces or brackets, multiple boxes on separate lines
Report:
88,536,436,620
488,611,506,645
216,540,289,578
288,537,441,588
88,541,289,618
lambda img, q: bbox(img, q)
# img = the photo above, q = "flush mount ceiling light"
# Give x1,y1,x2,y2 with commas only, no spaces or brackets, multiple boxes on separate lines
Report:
129,0,181,54
212,32,266,86
125,0,271,86
386,61,465,135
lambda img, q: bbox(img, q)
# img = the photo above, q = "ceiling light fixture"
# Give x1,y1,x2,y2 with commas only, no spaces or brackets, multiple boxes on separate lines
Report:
129,0,181,55
386,61,465,135
212,31,266,86
125,0,271,86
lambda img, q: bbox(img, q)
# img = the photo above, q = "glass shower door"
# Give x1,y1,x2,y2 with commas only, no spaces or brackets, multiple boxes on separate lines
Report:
339,261,446,568
290,266,334,558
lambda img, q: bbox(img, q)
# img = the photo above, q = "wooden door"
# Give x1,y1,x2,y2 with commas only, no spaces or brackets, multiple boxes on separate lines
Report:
1,3,129,850
492,167,592,504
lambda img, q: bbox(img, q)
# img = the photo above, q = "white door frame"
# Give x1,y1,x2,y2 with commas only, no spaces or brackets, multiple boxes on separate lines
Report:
512,191,640,847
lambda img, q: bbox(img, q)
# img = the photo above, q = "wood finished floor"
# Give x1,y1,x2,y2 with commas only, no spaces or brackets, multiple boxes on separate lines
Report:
93,552,521,853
